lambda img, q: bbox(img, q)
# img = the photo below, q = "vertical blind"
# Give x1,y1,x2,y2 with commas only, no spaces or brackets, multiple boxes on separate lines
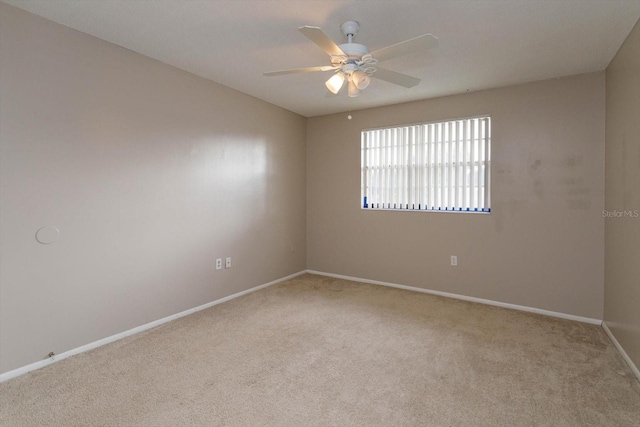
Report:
361,116,491,212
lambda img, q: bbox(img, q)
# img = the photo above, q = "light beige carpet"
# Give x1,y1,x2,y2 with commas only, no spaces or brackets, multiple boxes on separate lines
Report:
1,273,639,426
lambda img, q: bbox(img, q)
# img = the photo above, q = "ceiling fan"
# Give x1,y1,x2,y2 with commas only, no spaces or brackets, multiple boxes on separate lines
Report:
264,21,439,97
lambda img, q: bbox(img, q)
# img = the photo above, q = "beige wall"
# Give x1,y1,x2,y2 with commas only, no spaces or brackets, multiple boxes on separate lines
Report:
308,73,605,319
605,18,640,369
0,3,306,374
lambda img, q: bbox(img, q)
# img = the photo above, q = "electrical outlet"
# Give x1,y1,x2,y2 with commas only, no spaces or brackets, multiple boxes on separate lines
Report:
216,258,222,270
451,255,458,266
225,257,231,269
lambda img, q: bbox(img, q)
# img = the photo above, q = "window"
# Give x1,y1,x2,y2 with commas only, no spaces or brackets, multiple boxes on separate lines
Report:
361,116,491,213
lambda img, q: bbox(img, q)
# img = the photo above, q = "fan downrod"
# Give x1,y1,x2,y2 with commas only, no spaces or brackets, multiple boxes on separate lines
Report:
338,21,368,58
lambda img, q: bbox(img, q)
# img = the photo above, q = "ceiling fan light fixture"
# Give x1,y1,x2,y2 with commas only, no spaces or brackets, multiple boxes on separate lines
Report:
352,70,371,90
348,80,360,97
325,72,345,94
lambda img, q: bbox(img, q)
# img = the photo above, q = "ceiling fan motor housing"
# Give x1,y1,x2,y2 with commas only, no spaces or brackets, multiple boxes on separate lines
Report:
338,43,369,59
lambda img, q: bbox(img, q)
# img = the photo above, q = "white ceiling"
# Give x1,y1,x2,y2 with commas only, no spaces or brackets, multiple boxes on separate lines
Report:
4,0,640,117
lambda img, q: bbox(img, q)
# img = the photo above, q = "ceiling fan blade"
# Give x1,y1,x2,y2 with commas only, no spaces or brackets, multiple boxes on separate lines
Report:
298,26,346,57
371,34,439,63
371,67,421,88
263,65,338,76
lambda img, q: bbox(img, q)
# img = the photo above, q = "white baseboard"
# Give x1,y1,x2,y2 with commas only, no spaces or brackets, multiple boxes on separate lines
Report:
602,321,640,382
0,270,306,383
2,269,612,383
314,269,640,382
306,270,603,325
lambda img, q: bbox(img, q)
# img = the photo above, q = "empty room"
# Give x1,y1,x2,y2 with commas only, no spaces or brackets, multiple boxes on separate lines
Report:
1,0,639,425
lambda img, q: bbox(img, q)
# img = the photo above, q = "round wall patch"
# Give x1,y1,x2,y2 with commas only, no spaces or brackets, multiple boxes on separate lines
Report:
36,226,60,244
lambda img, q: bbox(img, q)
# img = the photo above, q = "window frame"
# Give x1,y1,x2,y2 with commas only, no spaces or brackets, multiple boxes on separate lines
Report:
361,114,492,214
